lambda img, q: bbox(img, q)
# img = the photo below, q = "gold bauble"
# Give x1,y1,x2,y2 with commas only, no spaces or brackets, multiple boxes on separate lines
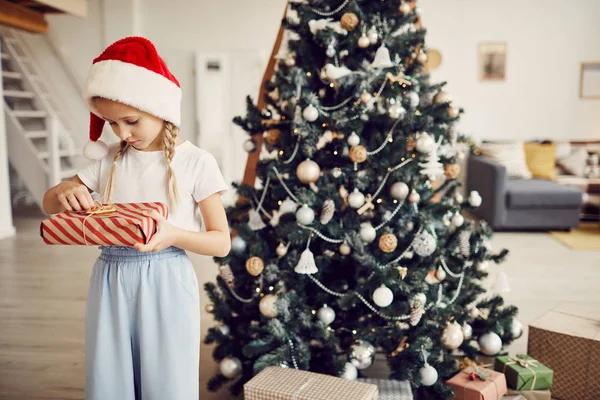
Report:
265,129,280,145
447,106,460,119
340,12,359,31
259,294,279,318
205,304,215,313
349,145,368,163
445,163,461,180
284,56,296,67
379,234,398,253
245,256,265,276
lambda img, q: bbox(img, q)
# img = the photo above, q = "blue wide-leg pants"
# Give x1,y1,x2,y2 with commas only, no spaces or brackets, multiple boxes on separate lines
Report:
85,246,200,400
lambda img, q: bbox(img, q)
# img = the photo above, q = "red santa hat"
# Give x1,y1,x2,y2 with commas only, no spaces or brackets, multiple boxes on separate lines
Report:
82,36,181,160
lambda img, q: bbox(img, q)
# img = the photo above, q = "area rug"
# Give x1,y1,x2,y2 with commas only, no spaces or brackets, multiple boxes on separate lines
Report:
550,222,600,250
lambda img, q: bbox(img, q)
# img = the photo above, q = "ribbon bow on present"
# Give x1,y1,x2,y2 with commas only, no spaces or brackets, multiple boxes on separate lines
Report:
77,201,117,245
503,355,539,390
463,367,501,399
458,357,491,370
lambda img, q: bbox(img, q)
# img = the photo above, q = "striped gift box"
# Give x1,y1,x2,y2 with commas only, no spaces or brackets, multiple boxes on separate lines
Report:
40,202,168,247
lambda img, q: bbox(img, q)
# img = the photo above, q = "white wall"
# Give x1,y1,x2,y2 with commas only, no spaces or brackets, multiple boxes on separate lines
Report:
45,0,600,146
422,0,600,141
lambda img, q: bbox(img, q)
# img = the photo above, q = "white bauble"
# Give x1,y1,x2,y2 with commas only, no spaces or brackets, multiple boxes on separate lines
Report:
399,2,412,15
462,323,473,340
390,182,410,200
339,242,351,255
476,260,489,272
468,191,483,207
416,133,435,153
360,91,373,104
389,103,406,119
349,340,376,369
441,321,464,349
360,223,377,243
231,236,247,255
297,159,321,183
412,230,437,257
217,325,231,336
413,293,427,305
326,45,336,58
341,362,358,380
347,132,361,146
408,91,420,109
317,305,336,325
276,243,289,257
280,198,299,214
478,332,503,356
367,27,379,44
296,206,315,225
452,213,465,227
419,364,438,386
436,268,447,281
373,285,394,307
348,189,366,209
302,105,319,122
259,294,279,318
243,139,257,153
511,319,524,339
358,34,370,48
220,357,242,378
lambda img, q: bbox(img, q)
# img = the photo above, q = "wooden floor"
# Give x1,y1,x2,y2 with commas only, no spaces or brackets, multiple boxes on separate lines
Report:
1,213,599,399
0,214,229,400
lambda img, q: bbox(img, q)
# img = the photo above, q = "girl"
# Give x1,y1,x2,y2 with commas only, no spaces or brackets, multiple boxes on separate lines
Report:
42,37,231,400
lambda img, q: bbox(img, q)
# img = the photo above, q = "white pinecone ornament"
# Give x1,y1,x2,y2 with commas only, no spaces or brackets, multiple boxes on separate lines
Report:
320,199,335,225
458,230,471,258
409,299,425,326
218,264,235,286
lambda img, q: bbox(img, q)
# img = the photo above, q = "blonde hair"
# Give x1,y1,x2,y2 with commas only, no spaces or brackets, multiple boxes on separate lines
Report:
102,122,180,209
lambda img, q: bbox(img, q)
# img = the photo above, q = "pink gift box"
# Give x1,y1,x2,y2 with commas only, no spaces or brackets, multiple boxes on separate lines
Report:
446,367,507,400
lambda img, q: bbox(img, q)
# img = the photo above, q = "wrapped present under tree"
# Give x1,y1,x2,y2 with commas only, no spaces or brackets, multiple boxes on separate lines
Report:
244,367,378,400
494,354,553,391
446,367,507,400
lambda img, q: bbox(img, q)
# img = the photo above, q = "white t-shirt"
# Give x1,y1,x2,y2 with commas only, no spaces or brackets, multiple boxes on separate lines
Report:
77,140,229,232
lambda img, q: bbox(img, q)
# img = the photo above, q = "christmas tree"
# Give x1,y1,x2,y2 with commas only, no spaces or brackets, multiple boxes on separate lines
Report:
204,1,519,398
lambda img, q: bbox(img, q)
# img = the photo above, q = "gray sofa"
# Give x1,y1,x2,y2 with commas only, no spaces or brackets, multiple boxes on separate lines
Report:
467,156,584,231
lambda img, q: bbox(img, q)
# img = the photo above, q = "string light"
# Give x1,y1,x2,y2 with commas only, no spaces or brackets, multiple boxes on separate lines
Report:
334,151,338,155
278,200,283,206
377,199,383,204
352,330,357,335
256,288,261,293
269,286,274,291
306,72,312,77
311,310,316,315
329,83,335,87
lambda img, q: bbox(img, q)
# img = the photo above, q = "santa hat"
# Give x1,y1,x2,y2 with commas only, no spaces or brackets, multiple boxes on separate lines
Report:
82,36,181,160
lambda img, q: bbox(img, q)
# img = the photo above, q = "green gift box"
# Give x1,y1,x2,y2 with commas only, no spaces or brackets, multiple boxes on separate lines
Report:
494,354,553,391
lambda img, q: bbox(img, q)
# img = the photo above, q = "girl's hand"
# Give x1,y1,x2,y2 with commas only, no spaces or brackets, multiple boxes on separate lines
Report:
55,181,96,212
134,209,178,253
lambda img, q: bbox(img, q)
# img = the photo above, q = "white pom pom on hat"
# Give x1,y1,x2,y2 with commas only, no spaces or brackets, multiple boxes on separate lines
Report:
82,36,182,160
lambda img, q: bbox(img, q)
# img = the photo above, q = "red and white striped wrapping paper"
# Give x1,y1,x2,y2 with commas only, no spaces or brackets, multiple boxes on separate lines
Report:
40,203,169,247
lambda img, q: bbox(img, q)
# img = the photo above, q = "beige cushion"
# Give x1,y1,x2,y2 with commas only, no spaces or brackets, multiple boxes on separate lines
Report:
557,147,588,177
480,141,532,179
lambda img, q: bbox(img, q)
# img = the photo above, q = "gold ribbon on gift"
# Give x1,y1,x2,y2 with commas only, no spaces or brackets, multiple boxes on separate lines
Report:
503,355,539,390
463,367,501,400
78,201,117,245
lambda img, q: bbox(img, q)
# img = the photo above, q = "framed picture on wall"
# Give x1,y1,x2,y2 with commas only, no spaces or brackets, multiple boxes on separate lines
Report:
479,42,507,81
579,62,600,99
